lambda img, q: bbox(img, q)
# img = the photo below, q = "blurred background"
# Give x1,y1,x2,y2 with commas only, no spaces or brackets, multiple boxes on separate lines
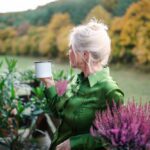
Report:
0,0,150,101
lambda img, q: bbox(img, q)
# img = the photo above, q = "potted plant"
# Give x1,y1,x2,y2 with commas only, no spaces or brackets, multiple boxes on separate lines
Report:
0,58,51,149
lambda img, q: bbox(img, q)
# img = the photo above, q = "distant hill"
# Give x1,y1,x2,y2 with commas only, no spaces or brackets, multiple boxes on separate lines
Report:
0,0,100,28
0,0,139,29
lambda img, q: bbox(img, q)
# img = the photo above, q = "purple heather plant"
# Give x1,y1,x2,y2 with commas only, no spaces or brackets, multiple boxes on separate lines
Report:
90,101,150,150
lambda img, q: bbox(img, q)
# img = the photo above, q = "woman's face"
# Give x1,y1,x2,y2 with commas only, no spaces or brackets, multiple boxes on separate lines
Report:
68,47,85,69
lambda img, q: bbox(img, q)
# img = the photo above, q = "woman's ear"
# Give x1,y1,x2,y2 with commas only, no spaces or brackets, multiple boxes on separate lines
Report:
83,51,90,62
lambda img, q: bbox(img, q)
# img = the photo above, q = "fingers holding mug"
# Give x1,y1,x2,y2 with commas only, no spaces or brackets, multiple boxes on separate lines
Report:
40,77,55,88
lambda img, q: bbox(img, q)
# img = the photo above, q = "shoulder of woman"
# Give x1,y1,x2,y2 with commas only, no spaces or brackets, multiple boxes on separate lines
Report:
100,78,124,97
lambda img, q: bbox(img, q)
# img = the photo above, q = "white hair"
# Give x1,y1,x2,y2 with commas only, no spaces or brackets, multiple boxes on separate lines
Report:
69,19,111,66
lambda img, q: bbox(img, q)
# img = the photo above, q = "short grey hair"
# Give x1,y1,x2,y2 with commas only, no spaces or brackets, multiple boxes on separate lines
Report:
69,19,111,66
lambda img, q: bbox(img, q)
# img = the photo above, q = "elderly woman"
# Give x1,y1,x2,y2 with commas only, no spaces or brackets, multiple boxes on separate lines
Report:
41,20,124,150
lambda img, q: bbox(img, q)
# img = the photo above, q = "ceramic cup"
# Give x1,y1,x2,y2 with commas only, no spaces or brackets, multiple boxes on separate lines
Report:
34,61,52,78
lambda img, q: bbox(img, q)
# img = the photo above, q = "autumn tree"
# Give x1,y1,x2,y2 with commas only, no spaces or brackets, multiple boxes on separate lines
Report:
110,0,150,67
0,27,17,54
101,0,118,13
101,0,139,16
16,22,30,36
85,5,112,25
56,24,73,58
0,27,16,41
39,13,74,58
0,40,3,53
28,26,45,55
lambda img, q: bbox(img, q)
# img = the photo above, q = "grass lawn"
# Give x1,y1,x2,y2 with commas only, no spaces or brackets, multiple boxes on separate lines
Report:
0,55,150,103
109,64,150,103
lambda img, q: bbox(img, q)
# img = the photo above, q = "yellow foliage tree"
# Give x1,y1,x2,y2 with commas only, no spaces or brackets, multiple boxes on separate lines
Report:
85,5,112,25
110,0,150,66
0,40,4,53
0,27,17,54
101,0,117,12
11,39,18,55
16,36,31,55
0,27,16,40
3,38,12,54
48,13,72,31
39,13,74,57
39,33,55,56
56,25,74,58
133,22,150,64
28,26,45,55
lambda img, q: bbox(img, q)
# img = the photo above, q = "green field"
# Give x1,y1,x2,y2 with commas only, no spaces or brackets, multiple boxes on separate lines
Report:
0,55,150,103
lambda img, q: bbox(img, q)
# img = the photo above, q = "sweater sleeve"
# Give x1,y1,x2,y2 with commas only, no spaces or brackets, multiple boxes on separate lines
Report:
70,133,107,150
103,79,124,106
106,89,124,107
44,86,60,117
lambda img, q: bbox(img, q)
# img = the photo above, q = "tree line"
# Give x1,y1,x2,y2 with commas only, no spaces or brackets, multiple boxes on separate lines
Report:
0,0,138,28
0,0,149,69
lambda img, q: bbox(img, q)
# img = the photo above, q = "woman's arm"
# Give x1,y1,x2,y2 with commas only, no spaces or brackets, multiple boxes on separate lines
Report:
70,133,107,150
106,89,124,106
56,133,107,150
67,91,124,150
40,77,55,88
44,85,60,117
40,78,60,117
41,78,68,117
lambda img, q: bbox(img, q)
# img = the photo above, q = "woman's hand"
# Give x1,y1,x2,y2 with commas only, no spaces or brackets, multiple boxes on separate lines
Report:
56,139,71,150
40,77,55,88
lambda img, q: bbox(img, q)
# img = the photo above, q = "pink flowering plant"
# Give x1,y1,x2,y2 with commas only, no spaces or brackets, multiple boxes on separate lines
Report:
53,68,78,98
56,80,68,96
90,101,150,150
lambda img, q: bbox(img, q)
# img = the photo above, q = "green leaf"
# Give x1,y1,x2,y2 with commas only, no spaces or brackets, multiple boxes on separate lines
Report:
32,109,43,116
11,83,16,99
17,101,24,113
32,85,45,99
0,61,3,68
22,107,32,116
5,57,17,73
0,80,5,90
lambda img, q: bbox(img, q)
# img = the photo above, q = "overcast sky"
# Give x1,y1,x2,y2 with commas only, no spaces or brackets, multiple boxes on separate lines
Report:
0,0,57,13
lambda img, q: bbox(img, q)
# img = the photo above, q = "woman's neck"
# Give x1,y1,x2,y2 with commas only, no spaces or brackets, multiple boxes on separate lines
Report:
83,62,103,77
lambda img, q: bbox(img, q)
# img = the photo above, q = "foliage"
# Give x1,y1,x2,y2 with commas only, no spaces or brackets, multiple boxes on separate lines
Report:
110,0,150,67
0,27,17,54
0,0,149,70
101,0,139,16
39,13,74,57
0,27,16,40
90,101,150,150
0,58,76,148
0,0,139,28
101,0,118,14
0,58,50,148
0,0,100,27
85,5,112,25
16,22,30,36
56,25,73,58
113,0,139,16
0,58,25,147
0,13,73,58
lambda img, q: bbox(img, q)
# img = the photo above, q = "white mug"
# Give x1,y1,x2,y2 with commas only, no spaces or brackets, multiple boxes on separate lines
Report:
34,61,52,78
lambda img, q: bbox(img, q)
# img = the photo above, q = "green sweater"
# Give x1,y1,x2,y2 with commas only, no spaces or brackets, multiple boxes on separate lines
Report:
44,67,124,150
